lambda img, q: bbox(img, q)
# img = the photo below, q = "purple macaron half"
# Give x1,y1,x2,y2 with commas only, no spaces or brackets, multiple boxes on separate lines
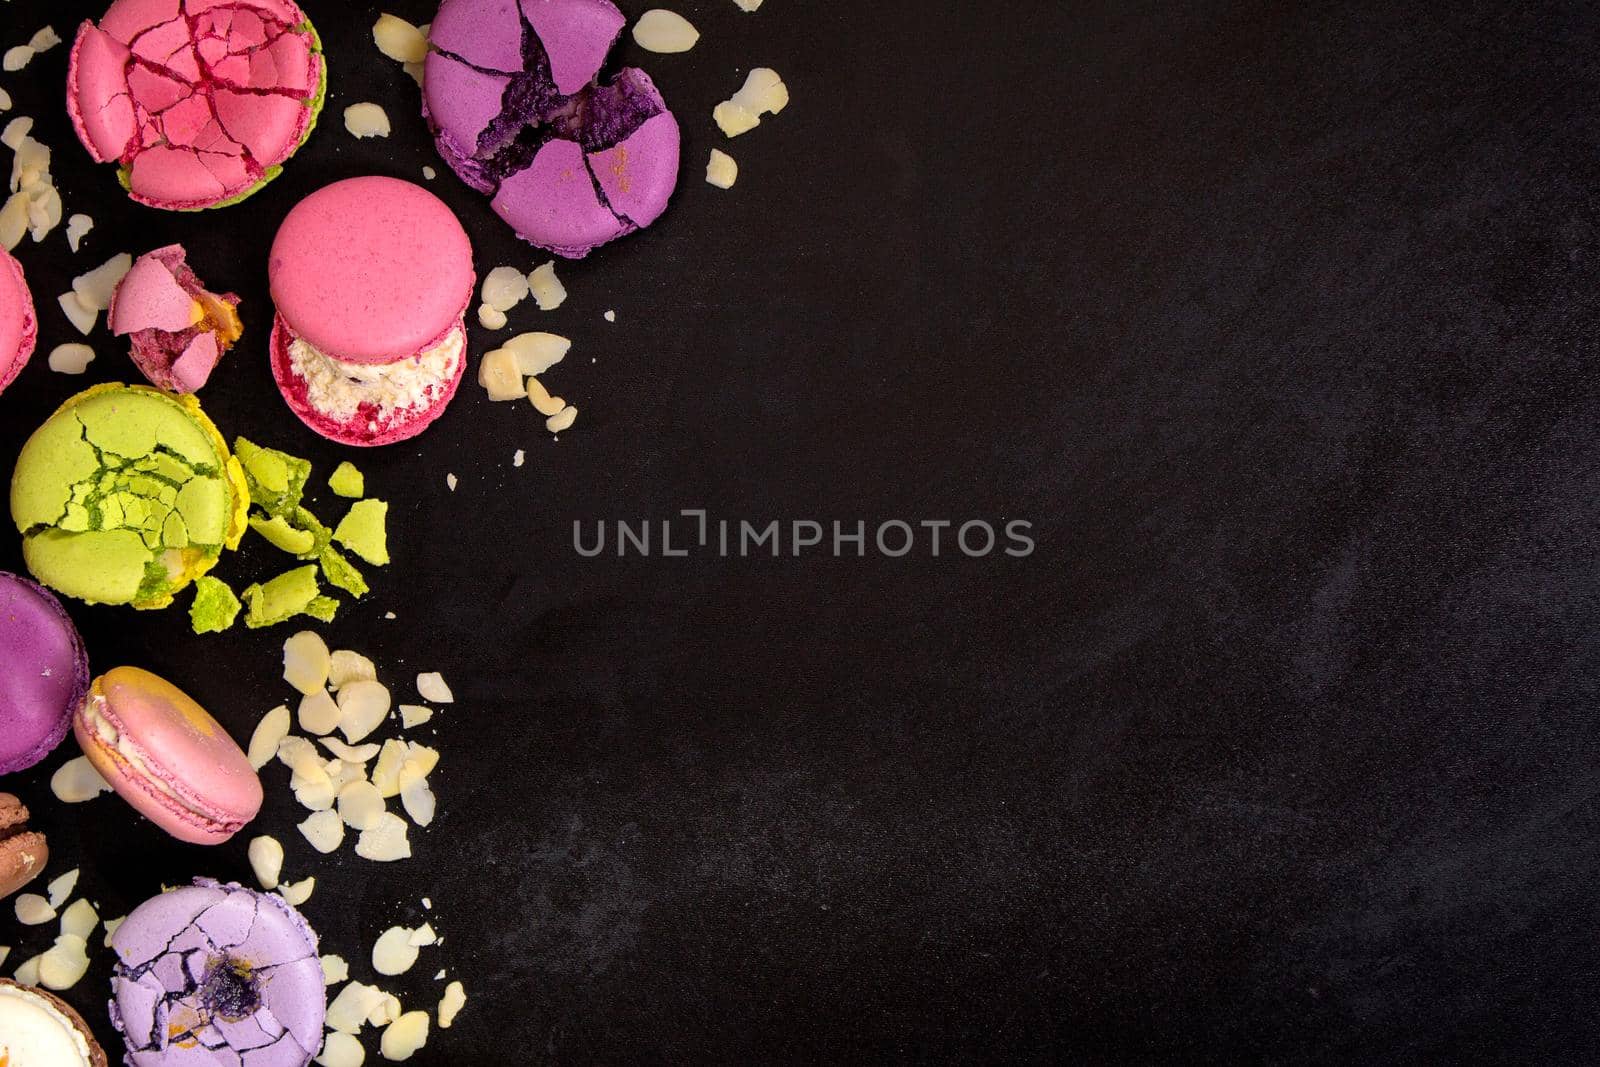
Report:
0,572,90,775
424,0,681,257
110,879,326,1067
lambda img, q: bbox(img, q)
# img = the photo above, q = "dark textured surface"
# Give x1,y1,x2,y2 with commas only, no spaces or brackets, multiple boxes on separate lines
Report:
0,0,1596,1062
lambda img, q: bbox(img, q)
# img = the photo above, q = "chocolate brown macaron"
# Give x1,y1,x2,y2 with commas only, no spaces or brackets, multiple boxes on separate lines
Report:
0,792,48,900
0,977,109,1066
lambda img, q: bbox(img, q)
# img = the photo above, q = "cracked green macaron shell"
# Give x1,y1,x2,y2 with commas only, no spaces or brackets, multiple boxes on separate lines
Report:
10,384,249,609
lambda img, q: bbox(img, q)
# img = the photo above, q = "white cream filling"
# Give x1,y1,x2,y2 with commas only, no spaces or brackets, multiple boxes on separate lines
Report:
0,984,93,1065
84,697,212,821
288,327,464,426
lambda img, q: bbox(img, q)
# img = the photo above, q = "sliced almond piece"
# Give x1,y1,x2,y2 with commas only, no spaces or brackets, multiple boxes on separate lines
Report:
45,869,77,910
248,705,292,770
321,738,382,763
14,894,54,925
59,899,97,941
706,148,738,189
328,650,378,690
356,812,412,862
298,689,341,736
415,673,453,704
380,1011,430,1061
283,632,332,695
527,262,566,311
280,877,316,907
437,981,466,1028
337,679,392,743
372,13,428,63
248,836,284,890
633,9,699,53
327,981,385,1034
338,780,387,832
398,705,433,729
299,810,346,854
503,331,569,376
318,1031,367,1067
37,934,89,990
481,266,530,312
71,252,131,311
321,953,350,985
526,376,566,417
371,926,420,976
50,755,110,802
344,102,392,138
371,739,408,798
478,347,524,402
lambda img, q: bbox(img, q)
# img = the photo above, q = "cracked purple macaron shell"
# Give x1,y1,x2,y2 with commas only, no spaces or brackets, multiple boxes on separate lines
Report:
110,878,325,1067
424,0,681,258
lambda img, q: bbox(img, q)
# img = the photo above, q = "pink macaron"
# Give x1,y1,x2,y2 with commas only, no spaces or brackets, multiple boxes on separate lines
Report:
268,176,474,446
0,247,38,395
74,666,262,845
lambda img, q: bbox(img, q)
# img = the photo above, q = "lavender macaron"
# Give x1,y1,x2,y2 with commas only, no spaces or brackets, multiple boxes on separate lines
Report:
0,572,90,775
424,0,681,257
110,879,326,1066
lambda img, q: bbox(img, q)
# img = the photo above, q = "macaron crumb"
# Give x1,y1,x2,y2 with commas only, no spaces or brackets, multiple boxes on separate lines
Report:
65,214,92,252
189,576,242,634
334,500,390,566
528,262,567,311
344,103,393,139
50,756,110,803
46,342,94,374
706,149,739,189
329,462,366,499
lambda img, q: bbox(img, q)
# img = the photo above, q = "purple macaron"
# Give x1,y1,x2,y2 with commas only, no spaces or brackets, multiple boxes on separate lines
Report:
110,879,326,1067
424,0,681,257
0,572,90,775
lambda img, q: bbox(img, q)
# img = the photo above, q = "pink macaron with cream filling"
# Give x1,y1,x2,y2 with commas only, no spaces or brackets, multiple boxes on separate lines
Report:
74,666,262,845
268,176,475,446
0,247,38,395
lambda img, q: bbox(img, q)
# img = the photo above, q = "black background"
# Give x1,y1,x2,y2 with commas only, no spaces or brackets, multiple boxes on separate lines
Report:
2,0,1597,1062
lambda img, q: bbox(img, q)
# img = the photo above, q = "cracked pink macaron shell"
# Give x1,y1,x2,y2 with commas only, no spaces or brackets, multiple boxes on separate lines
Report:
109,244,241,393
268,176,474,364
74,666,262,845
0,248,36,395
269,315,466,447
66,0,324,210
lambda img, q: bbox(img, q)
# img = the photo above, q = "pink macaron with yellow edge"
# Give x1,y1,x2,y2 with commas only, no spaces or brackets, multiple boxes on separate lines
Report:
0,246,38,395
74,666,262,845
268,176,474,447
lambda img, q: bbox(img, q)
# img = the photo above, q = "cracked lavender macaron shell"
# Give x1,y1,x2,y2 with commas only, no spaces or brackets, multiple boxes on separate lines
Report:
67,0,327,211
75,666,263,844
424,0,682,258
0,572,90,776
0,246,38,395
111,879,325,1067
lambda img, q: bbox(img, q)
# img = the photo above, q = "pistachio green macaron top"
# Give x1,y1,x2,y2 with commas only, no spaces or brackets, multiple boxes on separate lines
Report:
9,384,249,609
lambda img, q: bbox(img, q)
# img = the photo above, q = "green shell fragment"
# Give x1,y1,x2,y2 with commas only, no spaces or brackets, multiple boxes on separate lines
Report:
328,462,365,499
318,545,368,598
249,514,317,557
9,385,248,609
333,500,389,566
241,564,323,629
234,436,312,516
190,576,242,634
305,596,339,624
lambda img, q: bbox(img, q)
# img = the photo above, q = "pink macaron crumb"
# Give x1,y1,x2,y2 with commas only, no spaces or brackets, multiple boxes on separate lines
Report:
109,244,241,394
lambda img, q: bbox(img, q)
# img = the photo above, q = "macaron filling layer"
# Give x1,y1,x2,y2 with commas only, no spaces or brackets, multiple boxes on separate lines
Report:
79,694,242,837
9,385,249,608
0,983,96,1066
425,0,681,256
284,323,464,423
67,0,327,210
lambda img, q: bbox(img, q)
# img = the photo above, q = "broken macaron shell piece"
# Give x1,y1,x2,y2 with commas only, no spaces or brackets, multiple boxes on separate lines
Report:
110,244,244,393
67,0,327,211
110,879,324,1065
0,977,110,1067
76,666,263,844
0,794,49,902
425,0,681,257
0,572,90,776
268,176,474,446
9,383,250,609
0,247,38,396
